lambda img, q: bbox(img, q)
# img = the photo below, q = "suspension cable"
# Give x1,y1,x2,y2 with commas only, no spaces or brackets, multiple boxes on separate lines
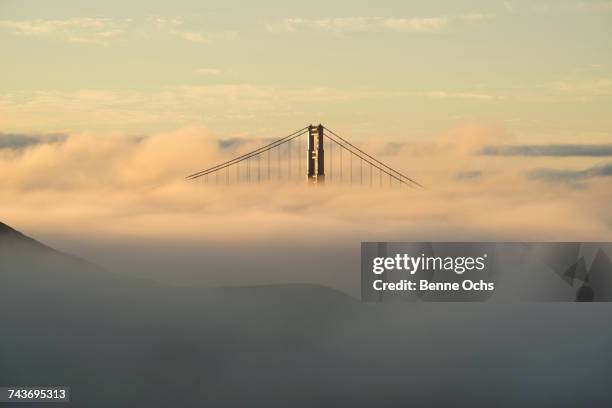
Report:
186,128,308,180
186,126,308,180
323,126,423,188
324,132,414,187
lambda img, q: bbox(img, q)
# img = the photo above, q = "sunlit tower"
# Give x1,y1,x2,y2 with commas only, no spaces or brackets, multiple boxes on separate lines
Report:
307,124,325,184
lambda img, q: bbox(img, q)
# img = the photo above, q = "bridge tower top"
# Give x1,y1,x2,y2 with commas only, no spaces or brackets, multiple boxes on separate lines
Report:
307,124,325,184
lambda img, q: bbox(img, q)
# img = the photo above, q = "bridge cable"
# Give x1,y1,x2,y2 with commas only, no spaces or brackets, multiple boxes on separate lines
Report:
187,128,308,180
323,126,423,188
186,126,308,180
323,132,414,188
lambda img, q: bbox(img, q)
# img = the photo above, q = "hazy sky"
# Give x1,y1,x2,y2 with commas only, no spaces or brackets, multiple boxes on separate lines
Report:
1,0,611,142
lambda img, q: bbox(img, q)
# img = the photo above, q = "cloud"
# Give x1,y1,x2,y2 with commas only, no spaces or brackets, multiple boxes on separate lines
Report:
174,31,210,43
0,16,238,46
0,84,344,131
0,124,610,254
418,91,500,100
0,17,130,45
0,133,66,150
265,14,487,34
481,144,612,157
456,170,483,180
0,85,508,134
218,137,247,150
551,79,612,99
153,17,237,44
529,163,612,184
195,68,221,75
0,85,370,133
576,1,612,11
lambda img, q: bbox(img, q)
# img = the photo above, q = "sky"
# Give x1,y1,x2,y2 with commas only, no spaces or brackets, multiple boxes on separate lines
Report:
1,0,611,141
1,0,611,290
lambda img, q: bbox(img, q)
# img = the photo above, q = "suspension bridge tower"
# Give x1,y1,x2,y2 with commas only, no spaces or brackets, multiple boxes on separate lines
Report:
307,124,325,184
185,123,423,189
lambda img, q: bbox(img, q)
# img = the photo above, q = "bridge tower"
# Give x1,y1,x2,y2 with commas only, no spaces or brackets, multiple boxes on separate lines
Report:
186,123,422,188
307,124,325,184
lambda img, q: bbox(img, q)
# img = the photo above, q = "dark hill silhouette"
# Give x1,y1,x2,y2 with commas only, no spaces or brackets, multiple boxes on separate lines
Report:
1,221,612,407
1,221,352,313
0,222,356,407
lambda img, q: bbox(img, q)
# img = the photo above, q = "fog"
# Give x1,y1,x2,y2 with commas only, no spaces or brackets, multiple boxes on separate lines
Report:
1,120,611,405
1,125,611,295
2,225,612,407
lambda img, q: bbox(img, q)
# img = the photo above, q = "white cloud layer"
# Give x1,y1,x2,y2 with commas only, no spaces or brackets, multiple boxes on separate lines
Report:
0,16,237,45
0,17,130,45
265,14,487,33
152,17,237,44
195,68,222,75
1,125,610,248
